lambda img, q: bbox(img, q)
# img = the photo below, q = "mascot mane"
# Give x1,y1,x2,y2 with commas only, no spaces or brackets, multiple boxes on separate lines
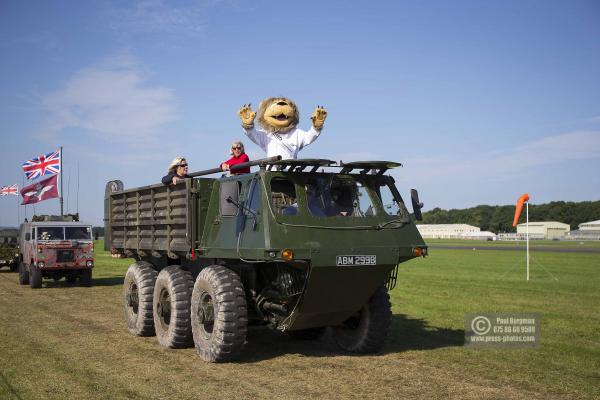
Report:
257,97,300,134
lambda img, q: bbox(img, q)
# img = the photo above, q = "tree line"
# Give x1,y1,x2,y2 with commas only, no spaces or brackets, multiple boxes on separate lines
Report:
420,201,600,233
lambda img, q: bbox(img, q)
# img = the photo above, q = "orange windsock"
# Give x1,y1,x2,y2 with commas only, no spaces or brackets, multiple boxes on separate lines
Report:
512,193,530,227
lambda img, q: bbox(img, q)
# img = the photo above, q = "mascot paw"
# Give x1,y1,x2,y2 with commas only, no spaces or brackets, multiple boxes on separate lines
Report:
238,104,256,129
311,106,327,130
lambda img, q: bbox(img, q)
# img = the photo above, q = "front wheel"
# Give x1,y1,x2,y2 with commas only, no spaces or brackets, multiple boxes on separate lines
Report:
29,266,42,289
9,261,18,272
123,262,157,336
18,262,29,285
153,265,194,348
331,285,392,353
191,266,248,362
79,269,93,287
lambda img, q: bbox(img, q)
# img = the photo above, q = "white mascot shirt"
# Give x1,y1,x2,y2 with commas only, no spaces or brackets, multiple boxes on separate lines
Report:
243,126,321,160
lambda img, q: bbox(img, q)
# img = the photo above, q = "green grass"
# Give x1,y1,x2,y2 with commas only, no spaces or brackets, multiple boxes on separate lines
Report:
392,247,600,398
0,241,598,399
425,238,600,248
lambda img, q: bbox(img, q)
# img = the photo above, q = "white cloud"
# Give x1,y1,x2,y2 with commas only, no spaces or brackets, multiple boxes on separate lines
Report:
40,54,177,143
398,131,600,183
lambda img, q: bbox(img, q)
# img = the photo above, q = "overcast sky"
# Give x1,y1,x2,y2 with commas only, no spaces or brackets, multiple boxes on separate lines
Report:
1,0,599,226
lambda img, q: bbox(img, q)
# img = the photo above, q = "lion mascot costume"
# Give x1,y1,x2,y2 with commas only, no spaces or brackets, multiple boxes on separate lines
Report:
237,97,327,160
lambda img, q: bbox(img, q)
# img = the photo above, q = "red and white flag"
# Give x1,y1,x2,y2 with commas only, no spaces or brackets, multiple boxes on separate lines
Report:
0,184,19,196
22,148,61,180
20,175,59,205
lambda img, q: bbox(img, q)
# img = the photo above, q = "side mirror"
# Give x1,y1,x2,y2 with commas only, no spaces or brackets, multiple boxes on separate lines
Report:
411,189,424,221
25,233,31,241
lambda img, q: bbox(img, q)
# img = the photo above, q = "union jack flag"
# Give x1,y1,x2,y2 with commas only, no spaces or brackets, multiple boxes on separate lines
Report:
22,149,61,180
0,184,19,196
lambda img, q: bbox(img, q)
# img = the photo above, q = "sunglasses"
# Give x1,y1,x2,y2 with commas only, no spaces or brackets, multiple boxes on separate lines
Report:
232,146,242,150
178,163,188,168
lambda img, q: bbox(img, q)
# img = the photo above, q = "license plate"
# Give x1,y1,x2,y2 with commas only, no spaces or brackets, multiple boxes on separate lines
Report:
336,255,376,266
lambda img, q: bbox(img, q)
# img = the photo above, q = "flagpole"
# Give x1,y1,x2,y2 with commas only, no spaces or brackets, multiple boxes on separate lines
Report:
17,191,20,226
22,175,26,220
60,146,64,216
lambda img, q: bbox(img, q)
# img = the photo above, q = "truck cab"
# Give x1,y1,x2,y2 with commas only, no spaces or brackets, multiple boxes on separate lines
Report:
19,214,94,288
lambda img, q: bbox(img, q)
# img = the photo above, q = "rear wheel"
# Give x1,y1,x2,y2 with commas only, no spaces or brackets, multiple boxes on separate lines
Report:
153,266,194,348
123,262,157,336
18,262,29,285
191,266,248,362
331,285,392,353
29,266,42,289
80,269,93,287
66,275,77,284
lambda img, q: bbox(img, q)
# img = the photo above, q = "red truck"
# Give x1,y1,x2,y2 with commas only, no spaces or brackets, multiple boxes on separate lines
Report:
18,215,94,288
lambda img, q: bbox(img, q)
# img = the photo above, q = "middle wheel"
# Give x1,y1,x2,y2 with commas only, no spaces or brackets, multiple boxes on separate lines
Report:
153,265,194,348
191,265,248,362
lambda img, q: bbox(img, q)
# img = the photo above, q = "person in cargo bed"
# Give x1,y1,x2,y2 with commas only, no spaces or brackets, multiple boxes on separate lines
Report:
162,157,190,185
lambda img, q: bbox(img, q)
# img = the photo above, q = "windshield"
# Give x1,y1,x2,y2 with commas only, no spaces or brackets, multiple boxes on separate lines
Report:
377,183,411,221
268,174,410,225
36,227,64,241
305,176,377,218
65,226,92,240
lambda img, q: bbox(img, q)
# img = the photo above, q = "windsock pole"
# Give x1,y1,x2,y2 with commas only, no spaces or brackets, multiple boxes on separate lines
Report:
526,201,529,281
513,193,530,281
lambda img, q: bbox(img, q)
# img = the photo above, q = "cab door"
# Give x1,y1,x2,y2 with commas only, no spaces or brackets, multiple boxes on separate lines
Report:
238,177,265,258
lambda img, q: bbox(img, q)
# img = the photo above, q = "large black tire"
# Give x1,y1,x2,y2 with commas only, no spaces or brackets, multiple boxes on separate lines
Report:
79,269,93,287
9,261,18,272
29,267,42,289
18,262,29,285
153,265,194,348
287,327,327,340
331,285,392,353
123,262,157,336
191,266,248,362
66,275,77,284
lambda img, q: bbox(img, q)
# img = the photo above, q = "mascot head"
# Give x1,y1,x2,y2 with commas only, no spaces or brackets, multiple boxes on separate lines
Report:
257,97,300,134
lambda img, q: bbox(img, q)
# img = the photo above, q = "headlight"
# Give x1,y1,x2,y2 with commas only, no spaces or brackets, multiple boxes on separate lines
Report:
86,260,93,267
37,262,45,268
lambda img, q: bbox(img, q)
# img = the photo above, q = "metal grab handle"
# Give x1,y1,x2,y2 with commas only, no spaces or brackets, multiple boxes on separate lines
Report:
188,156,282,178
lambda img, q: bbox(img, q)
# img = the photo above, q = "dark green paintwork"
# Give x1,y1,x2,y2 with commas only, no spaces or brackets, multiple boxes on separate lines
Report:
105,160,427,330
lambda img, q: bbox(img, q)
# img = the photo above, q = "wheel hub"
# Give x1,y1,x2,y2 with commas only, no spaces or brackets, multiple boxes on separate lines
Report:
197,292,214,325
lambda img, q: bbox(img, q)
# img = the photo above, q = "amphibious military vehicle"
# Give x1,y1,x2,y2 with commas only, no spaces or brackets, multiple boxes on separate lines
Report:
104,157,427,362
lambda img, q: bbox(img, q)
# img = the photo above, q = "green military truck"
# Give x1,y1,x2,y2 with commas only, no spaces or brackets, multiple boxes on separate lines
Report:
104,158,427,362
0,228,19,272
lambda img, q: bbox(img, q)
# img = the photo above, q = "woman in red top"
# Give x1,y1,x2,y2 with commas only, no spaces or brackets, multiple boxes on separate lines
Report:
221,140,250,174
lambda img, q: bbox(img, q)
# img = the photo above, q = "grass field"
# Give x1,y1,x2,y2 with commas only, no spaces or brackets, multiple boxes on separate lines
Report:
1,240,599,399
425,238,600,249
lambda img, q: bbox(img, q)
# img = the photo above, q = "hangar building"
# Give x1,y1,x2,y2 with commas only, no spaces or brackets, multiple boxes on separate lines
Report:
567,220,600,240
416,224,480,239
516,221,570,240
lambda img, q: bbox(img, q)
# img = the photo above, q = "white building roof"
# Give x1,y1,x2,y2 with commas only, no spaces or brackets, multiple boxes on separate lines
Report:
579,220,600,230
416,224,479,230
461,231,496,237
516,221,569,229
